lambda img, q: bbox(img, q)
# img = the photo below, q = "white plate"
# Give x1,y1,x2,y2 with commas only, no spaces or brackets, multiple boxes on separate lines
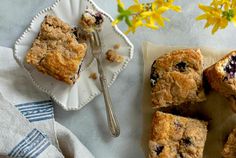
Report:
13,0,134,111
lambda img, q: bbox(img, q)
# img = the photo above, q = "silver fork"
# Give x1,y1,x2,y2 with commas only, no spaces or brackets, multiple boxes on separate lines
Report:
89,30,120,137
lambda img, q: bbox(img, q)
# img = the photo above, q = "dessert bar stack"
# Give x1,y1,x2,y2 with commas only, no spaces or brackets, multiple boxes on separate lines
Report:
148,49,236,158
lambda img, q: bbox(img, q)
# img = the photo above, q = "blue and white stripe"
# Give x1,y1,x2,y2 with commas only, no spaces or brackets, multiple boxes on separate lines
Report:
8,129,50,158
15,100,54,122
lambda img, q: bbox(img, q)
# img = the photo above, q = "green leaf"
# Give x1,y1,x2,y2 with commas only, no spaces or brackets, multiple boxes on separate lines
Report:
117,15,125,21
118,4,124,12
123,10,133,16
223,9,235,21
125,17,132,27
229,9,234,16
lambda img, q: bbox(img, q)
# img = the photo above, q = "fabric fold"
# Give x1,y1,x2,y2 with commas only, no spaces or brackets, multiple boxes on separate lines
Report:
0,46,94,158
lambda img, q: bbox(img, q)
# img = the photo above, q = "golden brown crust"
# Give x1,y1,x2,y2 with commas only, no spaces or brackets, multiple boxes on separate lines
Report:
26,15,87,84
204,51,236,98
222,128,236,158
151,49,206,108
149,111,208,158
204,51,236,112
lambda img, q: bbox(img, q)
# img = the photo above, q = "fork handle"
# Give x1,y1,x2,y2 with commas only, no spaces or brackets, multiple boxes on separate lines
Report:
97,59,120,137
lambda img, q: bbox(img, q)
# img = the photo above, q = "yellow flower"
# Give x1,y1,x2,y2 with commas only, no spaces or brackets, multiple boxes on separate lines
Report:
141,6,170,27
197,0,236,34
114,0,181,34
211,0,231,10
232,0,236,8
154,0,181,12
112,19,120,26
196,3,232,34
125,17,143,34
117,0,125,9
128,0,144,12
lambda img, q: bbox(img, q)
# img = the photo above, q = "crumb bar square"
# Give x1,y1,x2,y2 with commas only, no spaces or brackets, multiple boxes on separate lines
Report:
26,15,87,84
204,51,236,110
151,49,206,108
149,111,208,158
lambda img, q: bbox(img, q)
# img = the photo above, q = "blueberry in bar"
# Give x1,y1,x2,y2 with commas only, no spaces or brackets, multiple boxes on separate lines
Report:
150,49,206,108
149,111,208,158
25,15,87,84
204,51,236,111
224,55,236,78
222,128,236,158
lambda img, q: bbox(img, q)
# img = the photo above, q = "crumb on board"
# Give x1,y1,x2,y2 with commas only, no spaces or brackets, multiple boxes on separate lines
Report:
89,72,97,80
105,49,124,63
113,44,120,49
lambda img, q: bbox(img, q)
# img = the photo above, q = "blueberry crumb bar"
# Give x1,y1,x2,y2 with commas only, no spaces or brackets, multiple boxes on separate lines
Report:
149,111,208,158
150,49,206,108
204,51,236,111
25,15,87,84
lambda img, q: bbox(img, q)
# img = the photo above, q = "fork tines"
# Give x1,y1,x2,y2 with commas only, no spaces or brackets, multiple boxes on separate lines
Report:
89,30,101,48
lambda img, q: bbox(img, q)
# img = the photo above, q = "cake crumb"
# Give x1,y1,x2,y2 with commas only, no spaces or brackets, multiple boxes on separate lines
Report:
89,72,97,80
113,44,120,49
79,9,104,32
105,49,124,63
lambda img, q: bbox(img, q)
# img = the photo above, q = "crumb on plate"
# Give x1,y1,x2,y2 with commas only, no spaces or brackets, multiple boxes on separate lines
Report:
105,49,124,63
113,44,120,49
89,72,97,80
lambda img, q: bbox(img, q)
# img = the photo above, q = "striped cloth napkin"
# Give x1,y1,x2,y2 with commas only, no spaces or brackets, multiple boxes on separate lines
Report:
0,46,94,158
0,93,63,158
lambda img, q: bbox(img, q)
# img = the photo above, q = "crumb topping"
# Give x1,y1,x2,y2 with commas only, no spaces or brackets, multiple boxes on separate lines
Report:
26,15,87,84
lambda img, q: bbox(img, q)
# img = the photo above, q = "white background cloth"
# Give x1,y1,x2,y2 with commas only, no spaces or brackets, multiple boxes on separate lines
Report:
0,46,59,148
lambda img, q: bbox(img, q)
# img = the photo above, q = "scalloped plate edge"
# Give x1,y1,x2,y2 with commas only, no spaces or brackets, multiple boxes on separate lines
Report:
13,0,134,111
